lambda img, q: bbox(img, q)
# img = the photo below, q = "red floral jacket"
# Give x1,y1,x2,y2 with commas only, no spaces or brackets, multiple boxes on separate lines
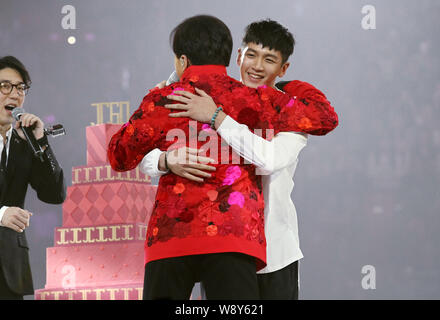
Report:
108,65,338,270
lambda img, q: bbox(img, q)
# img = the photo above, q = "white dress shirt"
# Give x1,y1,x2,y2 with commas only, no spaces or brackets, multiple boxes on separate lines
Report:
0,126,13,226
139,115,307,274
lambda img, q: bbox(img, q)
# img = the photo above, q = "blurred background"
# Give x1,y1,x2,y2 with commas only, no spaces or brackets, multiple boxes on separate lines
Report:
0,0,439,299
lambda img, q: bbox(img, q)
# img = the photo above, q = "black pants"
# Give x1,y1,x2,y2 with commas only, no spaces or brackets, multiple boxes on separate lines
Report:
257,261,299,300
143,252,259,300
0,265,23,300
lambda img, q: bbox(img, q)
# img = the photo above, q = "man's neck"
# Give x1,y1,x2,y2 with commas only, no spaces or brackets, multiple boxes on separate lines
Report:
0,123,12,143
239,79,277,89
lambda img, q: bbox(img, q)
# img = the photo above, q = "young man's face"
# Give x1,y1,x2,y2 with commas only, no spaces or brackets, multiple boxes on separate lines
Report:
0,68,25,127
237,42,290,89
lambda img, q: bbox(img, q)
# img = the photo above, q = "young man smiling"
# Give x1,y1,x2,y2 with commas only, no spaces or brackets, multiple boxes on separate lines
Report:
238,37,290,89
141,19,338,299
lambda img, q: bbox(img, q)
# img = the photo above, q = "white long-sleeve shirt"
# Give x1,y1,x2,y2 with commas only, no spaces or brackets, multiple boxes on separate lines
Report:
139,115,307,274
0,126,13,226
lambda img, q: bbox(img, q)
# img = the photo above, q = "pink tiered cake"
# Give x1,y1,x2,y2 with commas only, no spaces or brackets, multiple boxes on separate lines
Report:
35,124,157,300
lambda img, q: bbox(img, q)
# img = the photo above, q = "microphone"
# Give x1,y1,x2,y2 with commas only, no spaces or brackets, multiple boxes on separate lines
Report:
166,71,180,86
11,108,44,161
44,124,66,138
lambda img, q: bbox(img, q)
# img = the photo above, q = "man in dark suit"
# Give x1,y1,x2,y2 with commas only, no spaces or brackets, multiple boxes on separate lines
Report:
0,56,66,300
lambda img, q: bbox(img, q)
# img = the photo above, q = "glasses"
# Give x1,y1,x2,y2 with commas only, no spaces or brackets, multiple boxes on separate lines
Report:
0,81,30,96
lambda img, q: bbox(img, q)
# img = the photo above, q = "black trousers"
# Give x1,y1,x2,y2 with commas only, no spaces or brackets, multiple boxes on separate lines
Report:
0,265,23,300
257,261,299,300
143,252,259,300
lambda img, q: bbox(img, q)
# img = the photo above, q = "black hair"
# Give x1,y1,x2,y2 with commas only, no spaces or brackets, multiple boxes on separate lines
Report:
242,19,295,64
0,55,31,86
170,15,233,66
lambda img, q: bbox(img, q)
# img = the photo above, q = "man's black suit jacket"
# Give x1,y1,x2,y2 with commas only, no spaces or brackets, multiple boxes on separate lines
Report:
0,129,66,295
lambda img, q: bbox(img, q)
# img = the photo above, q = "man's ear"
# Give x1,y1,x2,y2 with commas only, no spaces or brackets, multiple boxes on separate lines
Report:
278,62,290,78
180,55,190,70
237,48,243,67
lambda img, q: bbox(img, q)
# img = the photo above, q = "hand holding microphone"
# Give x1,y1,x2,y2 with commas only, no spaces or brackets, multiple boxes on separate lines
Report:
13,110,45,140
11,108,66,161
12,108,45,161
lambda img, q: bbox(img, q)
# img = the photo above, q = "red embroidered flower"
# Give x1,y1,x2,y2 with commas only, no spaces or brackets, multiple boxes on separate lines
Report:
206,224,218,236
144,101,155,112
173,183,185,194
298,117,312,130
171,87,185,95
201,124,212,132
158,190,186,219
286,98,295,108
228,191,245,208
222,166,242,186
251,227,260,240
245,196,260,215
189,75,199,82
126,124,134,136
138,125,154,138
260,93,269,101
239,207,251,224
198,200,212,223
207,190,218,201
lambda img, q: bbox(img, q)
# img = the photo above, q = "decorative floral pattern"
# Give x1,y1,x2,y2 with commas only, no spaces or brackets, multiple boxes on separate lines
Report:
222,166,242,186
108,65,338,267
228,191,245,208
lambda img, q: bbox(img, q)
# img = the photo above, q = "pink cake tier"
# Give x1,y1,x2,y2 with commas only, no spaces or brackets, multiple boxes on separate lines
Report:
35,124,158,300
41,241,144,289
62,181,157,227
72,164,152,186
35,283,143,300
53,222,147,246
86,124,121,166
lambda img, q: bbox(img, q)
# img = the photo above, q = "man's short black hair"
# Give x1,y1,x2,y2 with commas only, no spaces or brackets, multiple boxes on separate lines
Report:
242,19,295,64
0,55,31,86
170,15,233,66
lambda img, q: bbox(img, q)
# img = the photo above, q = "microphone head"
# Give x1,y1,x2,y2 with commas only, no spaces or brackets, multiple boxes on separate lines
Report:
11,107,25,121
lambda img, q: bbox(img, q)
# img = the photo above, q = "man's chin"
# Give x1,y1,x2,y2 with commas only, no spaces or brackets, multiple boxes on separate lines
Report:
243,78,265,89
0,118,13,127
